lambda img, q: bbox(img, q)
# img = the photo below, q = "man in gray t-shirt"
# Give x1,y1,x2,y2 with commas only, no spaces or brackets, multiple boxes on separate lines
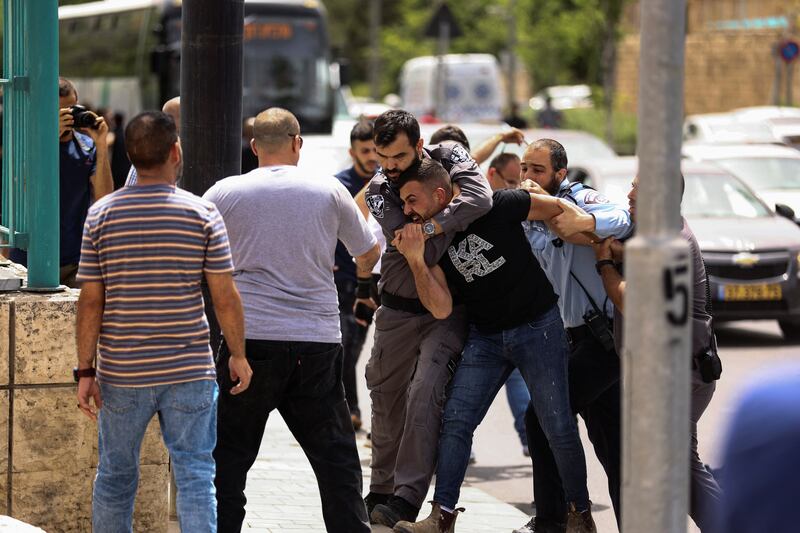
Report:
203,108,380,533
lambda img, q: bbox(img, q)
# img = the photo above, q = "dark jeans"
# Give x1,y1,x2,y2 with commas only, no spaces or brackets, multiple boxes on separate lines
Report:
526,332,622,525
434,305,589,509
337,279,368,416
213,339,370,533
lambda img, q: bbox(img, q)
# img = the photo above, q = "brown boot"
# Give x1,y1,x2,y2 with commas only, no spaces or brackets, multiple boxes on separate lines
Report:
565,502,596,533
393,502,464,533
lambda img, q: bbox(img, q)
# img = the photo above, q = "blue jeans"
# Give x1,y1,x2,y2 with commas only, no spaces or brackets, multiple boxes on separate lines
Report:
93,379,219,533
505,369,530,446
433,305,589,510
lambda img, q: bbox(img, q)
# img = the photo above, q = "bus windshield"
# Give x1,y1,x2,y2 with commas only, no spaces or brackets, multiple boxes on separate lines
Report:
241,16,331,129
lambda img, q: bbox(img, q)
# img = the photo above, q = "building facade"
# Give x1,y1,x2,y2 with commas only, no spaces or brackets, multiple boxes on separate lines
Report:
615,0,800,115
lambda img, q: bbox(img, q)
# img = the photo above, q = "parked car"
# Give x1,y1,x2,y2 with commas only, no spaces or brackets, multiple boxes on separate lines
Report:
682,143,800,225
575,157,800,340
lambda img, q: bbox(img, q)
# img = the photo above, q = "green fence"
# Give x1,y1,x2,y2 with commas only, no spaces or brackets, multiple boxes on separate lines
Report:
1,0,60,289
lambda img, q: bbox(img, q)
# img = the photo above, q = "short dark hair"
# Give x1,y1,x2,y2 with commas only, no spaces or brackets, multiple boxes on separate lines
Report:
374,110,420,148
350,119,374,145
489,152,520,171
125,111,178,170
59,77,77,98
530,138,568,172
429,125,470,151
397,157,451,195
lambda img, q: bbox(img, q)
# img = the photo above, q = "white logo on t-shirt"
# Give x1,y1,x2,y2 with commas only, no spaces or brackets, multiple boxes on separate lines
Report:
448,234,506,283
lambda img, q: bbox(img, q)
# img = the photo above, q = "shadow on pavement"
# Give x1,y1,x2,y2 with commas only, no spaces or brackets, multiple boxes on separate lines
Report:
465,463,533,484
716,323,799,348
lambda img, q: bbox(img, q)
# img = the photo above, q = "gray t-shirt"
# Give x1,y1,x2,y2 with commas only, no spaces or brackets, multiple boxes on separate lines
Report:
203,165,377,343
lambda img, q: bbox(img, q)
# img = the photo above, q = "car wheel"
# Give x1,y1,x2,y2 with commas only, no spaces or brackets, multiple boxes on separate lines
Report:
778,319,800,341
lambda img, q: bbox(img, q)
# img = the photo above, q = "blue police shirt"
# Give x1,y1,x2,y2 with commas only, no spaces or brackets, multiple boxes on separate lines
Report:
10,131,96,267
524,179,631,328
334,166,371,285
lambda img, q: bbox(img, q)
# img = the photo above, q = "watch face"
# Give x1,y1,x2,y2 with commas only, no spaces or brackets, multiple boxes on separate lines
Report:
423,222,435,235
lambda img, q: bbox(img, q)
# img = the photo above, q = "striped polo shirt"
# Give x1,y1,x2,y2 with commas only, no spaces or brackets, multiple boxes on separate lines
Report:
77,183,234,387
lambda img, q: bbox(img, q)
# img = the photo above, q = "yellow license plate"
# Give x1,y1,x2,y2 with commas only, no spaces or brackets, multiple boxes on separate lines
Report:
722,284,782,301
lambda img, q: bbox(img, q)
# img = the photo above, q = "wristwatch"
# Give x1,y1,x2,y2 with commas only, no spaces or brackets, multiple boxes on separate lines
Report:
595,259,616,275
422,221,436,236
73,367,96,382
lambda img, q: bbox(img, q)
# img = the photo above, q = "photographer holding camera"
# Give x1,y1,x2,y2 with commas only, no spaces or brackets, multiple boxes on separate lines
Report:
11,77,113,287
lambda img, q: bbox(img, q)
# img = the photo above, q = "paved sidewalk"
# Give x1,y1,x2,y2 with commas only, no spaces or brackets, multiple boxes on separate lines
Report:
170,414,528,532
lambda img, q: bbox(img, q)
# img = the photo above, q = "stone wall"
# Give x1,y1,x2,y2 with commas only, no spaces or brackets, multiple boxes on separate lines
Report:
0,290,169,532
615,29,800,115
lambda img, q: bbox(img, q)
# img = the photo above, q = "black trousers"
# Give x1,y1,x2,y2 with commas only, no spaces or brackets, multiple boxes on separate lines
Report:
213,339,370,533
526,333,622,526
336,279,369,417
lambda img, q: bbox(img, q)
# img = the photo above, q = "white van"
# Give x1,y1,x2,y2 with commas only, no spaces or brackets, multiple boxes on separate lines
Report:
399,54,504,123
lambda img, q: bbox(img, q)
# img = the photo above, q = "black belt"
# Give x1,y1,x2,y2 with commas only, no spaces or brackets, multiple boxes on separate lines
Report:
381,291,428,315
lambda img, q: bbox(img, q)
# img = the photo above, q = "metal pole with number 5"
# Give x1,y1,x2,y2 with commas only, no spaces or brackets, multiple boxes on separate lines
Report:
622,1,693,531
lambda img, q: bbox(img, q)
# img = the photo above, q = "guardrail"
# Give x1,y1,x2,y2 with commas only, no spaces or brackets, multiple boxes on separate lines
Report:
1,0,60,289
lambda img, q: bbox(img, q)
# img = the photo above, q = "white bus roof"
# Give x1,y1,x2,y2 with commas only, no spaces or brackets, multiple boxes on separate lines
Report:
59,0,322,19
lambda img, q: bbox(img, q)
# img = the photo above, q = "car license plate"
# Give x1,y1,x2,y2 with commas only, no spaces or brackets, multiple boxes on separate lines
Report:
720,284,782,301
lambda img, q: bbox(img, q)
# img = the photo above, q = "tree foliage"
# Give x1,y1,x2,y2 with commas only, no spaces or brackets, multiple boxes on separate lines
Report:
41,0,630,98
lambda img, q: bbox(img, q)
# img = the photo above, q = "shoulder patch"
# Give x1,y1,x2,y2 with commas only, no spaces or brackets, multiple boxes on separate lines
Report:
583,191,609,205
366,194,385,219
449,144,471,165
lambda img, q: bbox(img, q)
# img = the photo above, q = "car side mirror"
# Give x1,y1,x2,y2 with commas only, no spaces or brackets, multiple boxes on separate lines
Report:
775,203,796,221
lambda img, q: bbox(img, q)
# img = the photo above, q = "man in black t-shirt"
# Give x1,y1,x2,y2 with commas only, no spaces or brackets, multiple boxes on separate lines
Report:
391,159,597,533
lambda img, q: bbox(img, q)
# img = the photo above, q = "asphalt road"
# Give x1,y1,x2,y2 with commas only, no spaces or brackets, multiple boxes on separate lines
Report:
356,319,800,532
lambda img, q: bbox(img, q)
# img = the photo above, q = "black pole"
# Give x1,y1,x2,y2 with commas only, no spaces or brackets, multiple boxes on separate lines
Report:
181,0,244,195
181,0,244,356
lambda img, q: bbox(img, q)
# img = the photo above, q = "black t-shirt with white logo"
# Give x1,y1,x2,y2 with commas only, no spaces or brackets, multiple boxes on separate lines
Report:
439,189,558,333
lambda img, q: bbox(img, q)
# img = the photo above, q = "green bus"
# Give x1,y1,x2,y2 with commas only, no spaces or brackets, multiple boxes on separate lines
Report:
58,0,338,133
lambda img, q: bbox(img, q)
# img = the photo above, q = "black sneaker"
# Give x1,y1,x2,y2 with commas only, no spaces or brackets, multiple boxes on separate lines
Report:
513,517,566,533
370,495,420,527
364,492,391,518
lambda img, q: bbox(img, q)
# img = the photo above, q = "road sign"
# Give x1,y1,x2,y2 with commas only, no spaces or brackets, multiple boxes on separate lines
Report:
424,2,463,39
779,39,799,63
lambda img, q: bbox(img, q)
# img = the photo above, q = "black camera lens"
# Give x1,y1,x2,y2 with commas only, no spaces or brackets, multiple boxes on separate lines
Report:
70,105,98,129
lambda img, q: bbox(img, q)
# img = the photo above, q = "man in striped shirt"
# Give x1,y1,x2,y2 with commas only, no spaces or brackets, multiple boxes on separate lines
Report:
75,111,252,533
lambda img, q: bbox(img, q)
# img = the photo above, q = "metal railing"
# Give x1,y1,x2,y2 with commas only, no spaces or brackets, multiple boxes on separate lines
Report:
1,0,60,289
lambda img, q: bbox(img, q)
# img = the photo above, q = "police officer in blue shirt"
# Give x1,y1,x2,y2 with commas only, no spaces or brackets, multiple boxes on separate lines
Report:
514,139,631,533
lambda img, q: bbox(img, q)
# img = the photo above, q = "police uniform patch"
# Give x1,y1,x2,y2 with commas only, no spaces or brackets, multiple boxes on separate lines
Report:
366,194,385,218
583,191,609,205
449,144,471,164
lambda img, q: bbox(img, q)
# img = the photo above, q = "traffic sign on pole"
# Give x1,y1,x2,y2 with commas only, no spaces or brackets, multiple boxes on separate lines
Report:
779,39,799,64
424,2,462,39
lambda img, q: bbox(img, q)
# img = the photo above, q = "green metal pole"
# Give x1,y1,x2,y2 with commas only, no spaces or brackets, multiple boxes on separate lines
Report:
25,0,60,289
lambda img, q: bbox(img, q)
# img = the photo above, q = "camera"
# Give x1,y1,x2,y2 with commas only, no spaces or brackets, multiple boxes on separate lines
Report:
70,105,98,129
583,309,616,352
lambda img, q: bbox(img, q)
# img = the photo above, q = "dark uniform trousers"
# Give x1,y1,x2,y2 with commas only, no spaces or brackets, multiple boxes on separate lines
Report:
366,304,468,508
214,339,370,533
526,332,622,526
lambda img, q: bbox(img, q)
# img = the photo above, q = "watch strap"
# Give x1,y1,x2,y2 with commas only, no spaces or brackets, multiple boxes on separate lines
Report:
73,367,96,381
595,259,616,275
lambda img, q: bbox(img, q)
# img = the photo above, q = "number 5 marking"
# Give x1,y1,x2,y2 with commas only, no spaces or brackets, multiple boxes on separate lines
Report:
663,265,689,326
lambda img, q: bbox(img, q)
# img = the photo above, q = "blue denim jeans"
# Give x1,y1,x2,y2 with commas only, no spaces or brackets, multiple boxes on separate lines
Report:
505,368,530,446
93,379,219,533
433,305,589,510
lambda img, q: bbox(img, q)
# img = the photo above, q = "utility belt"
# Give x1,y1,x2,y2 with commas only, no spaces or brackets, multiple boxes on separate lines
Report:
381,291,428,315
566,314,615,353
